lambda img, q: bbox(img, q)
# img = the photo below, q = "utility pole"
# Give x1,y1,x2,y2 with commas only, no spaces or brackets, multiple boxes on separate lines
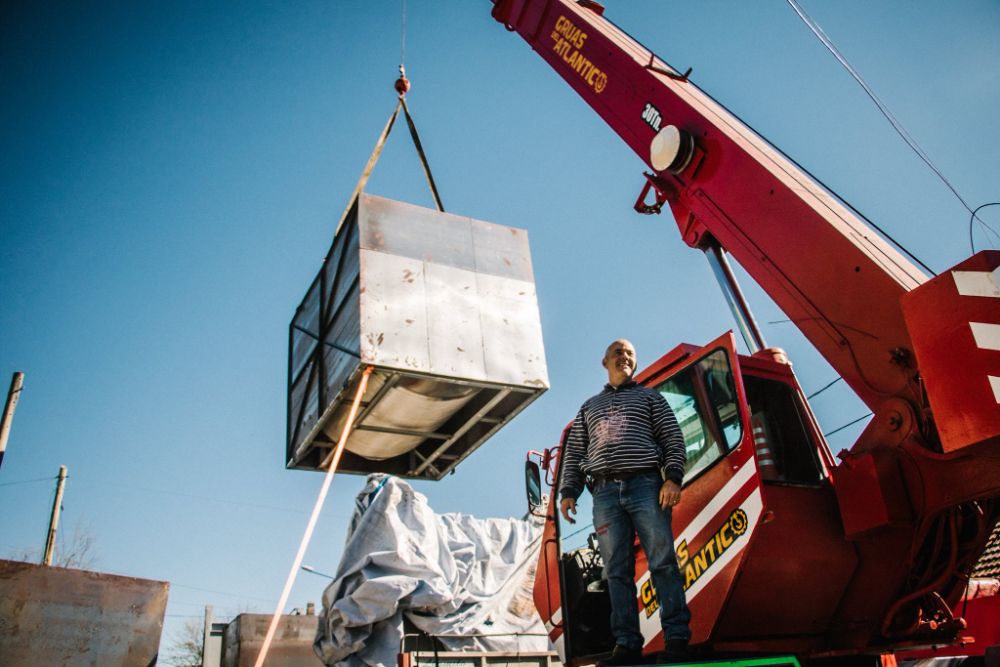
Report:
0,371,25,471
43,465,68,566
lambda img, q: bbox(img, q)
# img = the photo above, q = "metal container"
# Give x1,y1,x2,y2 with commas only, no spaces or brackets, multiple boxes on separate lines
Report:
221,614,321,667
0,559,168,666
287,193,548,480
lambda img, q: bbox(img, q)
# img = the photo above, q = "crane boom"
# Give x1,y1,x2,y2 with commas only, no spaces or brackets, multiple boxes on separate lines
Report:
493,0,926,411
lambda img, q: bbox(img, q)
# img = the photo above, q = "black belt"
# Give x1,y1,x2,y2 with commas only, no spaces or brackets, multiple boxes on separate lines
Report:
590,468,660,484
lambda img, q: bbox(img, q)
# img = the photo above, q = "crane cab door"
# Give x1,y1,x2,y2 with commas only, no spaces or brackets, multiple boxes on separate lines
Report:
634,332,762,649
540,333,762,663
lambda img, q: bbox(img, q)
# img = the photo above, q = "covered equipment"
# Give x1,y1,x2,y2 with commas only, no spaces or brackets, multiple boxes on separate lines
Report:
314,474,550,666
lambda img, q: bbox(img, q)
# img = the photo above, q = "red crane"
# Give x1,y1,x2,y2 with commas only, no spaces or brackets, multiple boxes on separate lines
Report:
493,0,1000,663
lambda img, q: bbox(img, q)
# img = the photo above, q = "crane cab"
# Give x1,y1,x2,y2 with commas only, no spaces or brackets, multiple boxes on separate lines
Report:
527,333,858,663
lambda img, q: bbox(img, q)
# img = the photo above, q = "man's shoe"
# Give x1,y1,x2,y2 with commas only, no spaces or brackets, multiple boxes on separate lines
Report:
597,644,643,666
653,639,690,664
665,639,689,655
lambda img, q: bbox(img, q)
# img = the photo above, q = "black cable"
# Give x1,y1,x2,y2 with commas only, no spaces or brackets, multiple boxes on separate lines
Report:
787,0,983,253
78,478,350,520
970,202,1000,253
561,522,595,541
171,583,276,604
807,376,842,400
824,412,873,437
0,475,57,487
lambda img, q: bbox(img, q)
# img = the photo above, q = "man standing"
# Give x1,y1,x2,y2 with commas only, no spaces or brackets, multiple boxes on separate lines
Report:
560,339,691,665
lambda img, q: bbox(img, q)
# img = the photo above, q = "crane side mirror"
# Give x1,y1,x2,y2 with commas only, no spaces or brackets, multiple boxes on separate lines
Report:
525,460,543,511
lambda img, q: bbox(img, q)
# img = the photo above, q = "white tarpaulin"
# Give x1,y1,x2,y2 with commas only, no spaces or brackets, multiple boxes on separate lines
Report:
314,474,549,666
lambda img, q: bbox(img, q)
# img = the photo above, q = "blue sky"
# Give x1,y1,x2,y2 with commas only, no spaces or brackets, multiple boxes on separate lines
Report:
2,0,999,655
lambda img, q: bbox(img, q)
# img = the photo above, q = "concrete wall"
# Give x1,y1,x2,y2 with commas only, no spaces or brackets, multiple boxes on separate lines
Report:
0,559,169,666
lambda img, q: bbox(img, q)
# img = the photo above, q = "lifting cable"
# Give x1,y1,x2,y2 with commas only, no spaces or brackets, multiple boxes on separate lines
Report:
786,0,999,256
329,0,442,241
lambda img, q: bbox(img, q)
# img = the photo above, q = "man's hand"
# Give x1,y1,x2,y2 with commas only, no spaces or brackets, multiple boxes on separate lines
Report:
659,480,681,510
560,497,577,524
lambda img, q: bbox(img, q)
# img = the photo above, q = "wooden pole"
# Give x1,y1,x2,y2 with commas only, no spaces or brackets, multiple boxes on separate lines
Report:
43,465,68,566
0,371,25,471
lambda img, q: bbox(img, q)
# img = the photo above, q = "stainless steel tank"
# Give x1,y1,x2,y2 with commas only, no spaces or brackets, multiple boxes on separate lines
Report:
287,193,548,480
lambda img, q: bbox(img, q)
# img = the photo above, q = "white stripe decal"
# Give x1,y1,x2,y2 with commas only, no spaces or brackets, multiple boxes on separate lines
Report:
990,376,1000,404
634,463,758,643
954,269,1000,298
970,322,1000,352
637,487,763,644
546,607,565,662
553,634,566,662
677,462,756,546
684,490,763,601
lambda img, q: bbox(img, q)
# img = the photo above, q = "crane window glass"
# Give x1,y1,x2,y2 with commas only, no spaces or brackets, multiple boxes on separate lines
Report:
655,349,742,483
741,375,822,484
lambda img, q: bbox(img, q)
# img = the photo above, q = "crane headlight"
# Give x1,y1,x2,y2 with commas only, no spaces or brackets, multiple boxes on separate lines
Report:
650,125,695,174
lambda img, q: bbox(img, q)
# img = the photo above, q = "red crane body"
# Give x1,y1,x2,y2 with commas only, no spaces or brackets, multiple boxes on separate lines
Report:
494,0,1000,664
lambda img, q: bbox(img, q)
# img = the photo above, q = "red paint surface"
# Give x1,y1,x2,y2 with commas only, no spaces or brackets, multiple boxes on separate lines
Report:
902,251,1000,452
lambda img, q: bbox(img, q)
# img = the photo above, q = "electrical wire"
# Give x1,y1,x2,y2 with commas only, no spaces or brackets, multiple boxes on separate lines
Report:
786,0,992,255
970,202,1000,253
807,376,842,400
824,412,873,437
172,583,276,604
100,480,349,519
0,475,57,487
562,522,595,542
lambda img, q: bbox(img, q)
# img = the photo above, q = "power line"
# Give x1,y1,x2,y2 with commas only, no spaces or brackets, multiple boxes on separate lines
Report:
562,522,594,541
824,412,873,437
171,583,276,604
786,0,994,257
0,475,56,487
807,376,842,400
970,202,1000,253
79,479,350,520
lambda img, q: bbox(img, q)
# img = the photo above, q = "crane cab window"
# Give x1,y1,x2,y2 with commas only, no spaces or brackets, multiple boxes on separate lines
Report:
742,375,822,485
655,349,742,484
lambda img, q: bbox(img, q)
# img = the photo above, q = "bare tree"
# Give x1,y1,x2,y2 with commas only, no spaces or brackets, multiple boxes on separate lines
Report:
5,519,99,569
55,520,98,569
161,618,204,667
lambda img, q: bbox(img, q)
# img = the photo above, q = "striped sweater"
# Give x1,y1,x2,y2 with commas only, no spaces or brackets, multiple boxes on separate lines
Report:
560,380,686,500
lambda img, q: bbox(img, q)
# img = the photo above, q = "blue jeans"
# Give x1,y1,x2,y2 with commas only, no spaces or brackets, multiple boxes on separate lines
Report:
592,472,691,650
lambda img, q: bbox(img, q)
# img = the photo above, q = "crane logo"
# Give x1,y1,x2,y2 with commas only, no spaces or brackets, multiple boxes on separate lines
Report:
640,508,750,618
550,16,608,94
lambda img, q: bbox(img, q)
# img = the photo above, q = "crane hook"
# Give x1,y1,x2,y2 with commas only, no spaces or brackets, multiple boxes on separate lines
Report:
394,64,411,97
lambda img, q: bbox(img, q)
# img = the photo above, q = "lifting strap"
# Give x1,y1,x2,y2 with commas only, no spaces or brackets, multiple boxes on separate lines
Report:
254,366,375,667
256,78,443,667
329,90,445,246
